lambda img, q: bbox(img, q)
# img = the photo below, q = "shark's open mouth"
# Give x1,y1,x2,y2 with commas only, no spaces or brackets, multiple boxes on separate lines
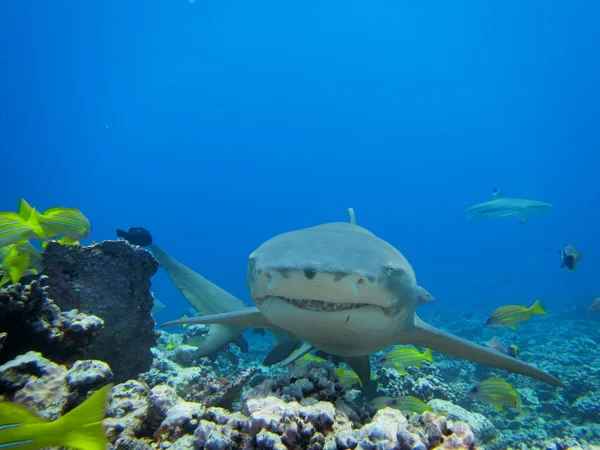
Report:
279,296,369,312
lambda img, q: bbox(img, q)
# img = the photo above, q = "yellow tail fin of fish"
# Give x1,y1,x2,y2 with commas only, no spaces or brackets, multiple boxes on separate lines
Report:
529,300,546,315
17,199,49,240
422,348,434,363
0,385,110,450
50,384,111,450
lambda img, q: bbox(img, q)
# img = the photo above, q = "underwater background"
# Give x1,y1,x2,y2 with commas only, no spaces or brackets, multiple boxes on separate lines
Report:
1,2,600,449
3,1,599,317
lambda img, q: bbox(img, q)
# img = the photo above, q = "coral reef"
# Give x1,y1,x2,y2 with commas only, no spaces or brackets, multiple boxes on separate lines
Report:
244,362,344,405
0,349,481,450
140,338,260,410
196,396,476,450
428,399,497,444
104,367,480,449
0,276,104,365
42,240,159,382
0,351,112,420
421,304,600,449
374,364,455,403
3,237,600,449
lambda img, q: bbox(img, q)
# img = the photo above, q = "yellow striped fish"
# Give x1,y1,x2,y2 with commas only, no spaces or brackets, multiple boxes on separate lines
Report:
41,236,81,249
0,384,110,449
485,300,546,329
466,377,522,413
0,240,44,285
0,248,30,286
375,347,434,375
36,206,91,241
334,367,362,387
0,242,41,268
371,396,432,415
165,338,184,350
294,353,326,368
0,212,46,250
1,199,91,250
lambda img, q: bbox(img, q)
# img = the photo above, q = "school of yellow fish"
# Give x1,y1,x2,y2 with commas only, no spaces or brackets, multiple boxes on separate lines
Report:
0,198,91,286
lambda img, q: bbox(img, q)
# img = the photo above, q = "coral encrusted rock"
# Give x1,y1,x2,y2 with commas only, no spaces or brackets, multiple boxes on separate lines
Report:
42,240,159,382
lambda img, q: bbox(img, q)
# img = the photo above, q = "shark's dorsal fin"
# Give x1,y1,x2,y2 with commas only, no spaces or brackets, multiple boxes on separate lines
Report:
347,207,356,224
492,188,505,199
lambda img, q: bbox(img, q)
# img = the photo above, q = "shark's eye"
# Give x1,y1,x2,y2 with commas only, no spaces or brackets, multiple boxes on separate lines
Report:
357,278,364,285
303,267,317,279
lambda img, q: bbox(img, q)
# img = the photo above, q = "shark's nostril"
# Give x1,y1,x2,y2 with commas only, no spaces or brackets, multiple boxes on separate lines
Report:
264,272,272,283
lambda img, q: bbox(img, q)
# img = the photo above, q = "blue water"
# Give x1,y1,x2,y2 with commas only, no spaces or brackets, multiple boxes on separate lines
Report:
1,1,599,325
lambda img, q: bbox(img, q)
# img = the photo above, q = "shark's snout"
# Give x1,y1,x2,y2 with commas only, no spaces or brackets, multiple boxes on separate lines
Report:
259,268,368,299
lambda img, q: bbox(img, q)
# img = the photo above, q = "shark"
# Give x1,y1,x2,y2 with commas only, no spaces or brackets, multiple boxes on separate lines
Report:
162,210,565,389
466,188,554,224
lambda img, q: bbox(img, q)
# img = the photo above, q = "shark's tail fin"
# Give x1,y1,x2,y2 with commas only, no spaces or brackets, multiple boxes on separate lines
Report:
404,317,565,388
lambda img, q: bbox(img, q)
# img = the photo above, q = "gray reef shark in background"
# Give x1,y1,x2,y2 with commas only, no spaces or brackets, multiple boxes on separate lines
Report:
150,244,301,363
466,188,554,224
163,209,565,389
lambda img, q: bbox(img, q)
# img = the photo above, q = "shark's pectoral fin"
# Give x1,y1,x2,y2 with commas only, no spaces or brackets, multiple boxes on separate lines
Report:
341,355,371,387
161,307,273,328
276,341,314,367
402,316,566,388
263,331,304,366
194,324,246,358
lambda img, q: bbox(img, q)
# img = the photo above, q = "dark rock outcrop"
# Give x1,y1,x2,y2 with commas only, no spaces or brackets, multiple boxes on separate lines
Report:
0,277,104,366
43,240,159,383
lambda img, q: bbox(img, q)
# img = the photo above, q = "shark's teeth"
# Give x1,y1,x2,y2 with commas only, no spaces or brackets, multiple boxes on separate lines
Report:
281,297,368,312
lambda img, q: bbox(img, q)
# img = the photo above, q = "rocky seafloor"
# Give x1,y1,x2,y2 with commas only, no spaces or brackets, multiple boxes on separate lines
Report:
0,240,599,450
